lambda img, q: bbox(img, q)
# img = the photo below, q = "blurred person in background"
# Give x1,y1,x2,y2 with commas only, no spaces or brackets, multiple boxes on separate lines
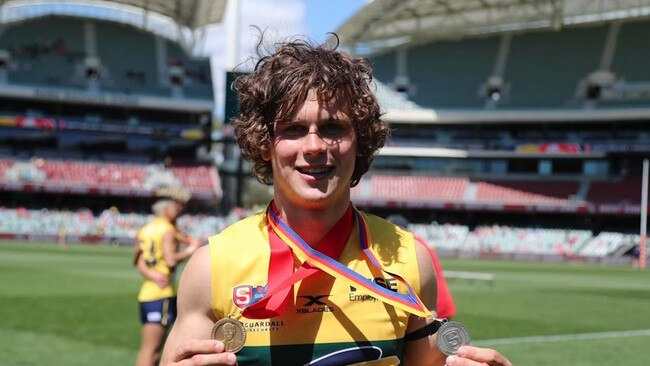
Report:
134,187,200,366
387,214,456,319
57,224,67,251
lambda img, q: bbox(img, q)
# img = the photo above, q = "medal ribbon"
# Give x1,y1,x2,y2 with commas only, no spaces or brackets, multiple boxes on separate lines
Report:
241,203,351,319
267,205,430,318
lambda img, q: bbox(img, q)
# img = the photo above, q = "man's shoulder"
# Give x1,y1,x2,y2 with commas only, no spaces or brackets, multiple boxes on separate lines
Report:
208,211,266,243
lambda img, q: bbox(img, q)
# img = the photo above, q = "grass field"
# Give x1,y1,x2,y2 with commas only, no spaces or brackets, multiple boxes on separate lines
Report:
1,241,649,365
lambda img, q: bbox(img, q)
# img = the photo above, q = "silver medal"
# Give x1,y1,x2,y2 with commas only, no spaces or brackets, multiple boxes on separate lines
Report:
436,321,471,356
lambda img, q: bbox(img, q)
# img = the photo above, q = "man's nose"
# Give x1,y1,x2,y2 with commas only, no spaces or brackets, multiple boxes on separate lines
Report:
303,128,327,154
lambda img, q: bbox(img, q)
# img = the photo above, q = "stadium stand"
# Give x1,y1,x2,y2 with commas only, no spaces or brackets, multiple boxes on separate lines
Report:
611,20,650,84
0,3,221,236
406,37,499,108
0,17,84,88
0,205,638,261
0,157,219,199
95,20,160,95
474,180,579,204
332,0,649,265
0,0,646,266
586,177,642,204
370,175,468,202
504,26,607,108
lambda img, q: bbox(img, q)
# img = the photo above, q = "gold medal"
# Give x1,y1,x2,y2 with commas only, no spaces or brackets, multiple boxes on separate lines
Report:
211,317,247,353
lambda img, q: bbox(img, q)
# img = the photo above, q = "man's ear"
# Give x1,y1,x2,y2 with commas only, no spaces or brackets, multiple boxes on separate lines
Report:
261,145,271,161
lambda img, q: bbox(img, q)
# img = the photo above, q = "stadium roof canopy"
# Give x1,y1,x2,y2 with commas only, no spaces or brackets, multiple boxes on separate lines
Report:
0,0,227,53
337,0,650,53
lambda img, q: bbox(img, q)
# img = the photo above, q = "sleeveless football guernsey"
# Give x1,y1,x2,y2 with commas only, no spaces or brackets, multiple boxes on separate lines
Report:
209,211,422,365
137,218,178,302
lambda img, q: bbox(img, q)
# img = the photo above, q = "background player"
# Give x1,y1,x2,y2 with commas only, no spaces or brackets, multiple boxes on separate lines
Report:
134,188,200,366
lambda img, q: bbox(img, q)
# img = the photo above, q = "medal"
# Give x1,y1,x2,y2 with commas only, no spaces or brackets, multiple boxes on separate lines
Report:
436,321,471,356
211,317,247,353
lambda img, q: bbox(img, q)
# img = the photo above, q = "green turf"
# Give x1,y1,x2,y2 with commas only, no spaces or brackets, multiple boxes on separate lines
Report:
1,241,649,365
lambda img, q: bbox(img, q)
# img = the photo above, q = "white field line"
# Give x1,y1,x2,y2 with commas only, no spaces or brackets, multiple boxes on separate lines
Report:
472,329,650,346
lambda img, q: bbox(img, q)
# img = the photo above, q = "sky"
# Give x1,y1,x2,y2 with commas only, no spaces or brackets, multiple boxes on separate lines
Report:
201,0,368,119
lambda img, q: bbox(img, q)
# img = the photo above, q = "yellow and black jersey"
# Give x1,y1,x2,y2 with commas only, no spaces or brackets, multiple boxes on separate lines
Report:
208,211,421,365
137,218,178,302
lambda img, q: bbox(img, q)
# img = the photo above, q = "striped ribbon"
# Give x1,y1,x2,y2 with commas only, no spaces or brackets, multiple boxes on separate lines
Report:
267,206,431,318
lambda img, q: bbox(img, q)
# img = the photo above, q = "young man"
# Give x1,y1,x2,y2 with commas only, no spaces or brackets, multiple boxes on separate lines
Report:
160,38,511,366
135,189,200,366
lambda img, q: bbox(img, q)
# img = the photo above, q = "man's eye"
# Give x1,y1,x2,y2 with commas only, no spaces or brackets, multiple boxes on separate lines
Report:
320,123,345,135
281,125,307,135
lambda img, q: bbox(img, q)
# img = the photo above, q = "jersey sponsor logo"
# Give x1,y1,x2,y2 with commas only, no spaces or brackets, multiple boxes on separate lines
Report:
296,294,334,314
146,311,162,322
299,295,329,306
232,284,267,309
349,277,398,302
242,320,286,333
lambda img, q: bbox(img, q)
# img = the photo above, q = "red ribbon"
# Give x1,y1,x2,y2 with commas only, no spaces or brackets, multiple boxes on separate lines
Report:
242,202,352,319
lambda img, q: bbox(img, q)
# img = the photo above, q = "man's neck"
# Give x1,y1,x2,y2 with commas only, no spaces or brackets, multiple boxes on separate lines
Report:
272,197,351,247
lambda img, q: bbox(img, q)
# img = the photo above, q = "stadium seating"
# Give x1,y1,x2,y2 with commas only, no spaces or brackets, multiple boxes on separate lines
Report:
409,222,470,251
171,166,215,191
406,36,499,108
504,25,607,108
585,177,641,203
360,175,586,207
579,232,636,257
410,220,636,257
463,226,592,255
0,16,212,99
611,20,650,83
0,158,14,179
0,207,232,243
0,207,637,258
40,160,145,187
166,40,213,100
370,175,468,201
475,180,579,204
95,20,160,95
0,157,218,197
0,17,84,88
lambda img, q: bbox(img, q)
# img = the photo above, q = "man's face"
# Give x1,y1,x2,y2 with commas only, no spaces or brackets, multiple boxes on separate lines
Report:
166,201,183,220
224,325,235,340
264,90,357,210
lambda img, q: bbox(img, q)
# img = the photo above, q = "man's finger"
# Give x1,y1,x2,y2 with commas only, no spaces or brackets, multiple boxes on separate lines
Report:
176,352,237,366
173,340,225,362
456,346,512,366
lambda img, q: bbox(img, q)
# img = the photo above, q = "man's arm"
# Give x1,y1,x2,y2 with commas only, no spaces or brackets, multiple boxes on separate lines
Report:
160,245,237,366
162,229,199,269
415,236,456,319
404,238,512,366
402,240,446,366
133,239,143,266
135,255,169,289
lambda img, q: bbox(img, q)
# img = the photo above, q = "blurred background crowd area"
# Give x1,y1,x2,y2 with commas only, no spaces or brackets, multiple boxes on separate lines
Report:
0,206,639,263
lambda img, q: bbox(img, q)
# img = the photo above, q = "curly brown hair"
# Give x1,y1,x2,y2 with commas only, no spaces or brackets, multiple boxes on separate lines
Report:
232,36,389,187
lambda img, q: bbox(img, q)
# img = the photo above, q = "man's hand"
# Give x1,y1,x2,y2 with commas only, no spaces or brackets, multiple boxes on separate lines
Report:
149,270,170,289
163,339,237,366
445,346,512,366
183,237,201,256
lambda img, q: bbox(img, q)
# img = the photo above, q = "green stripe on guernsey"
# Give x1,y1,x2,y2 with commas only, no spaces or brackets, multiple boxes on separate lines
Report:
236,339,404,365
